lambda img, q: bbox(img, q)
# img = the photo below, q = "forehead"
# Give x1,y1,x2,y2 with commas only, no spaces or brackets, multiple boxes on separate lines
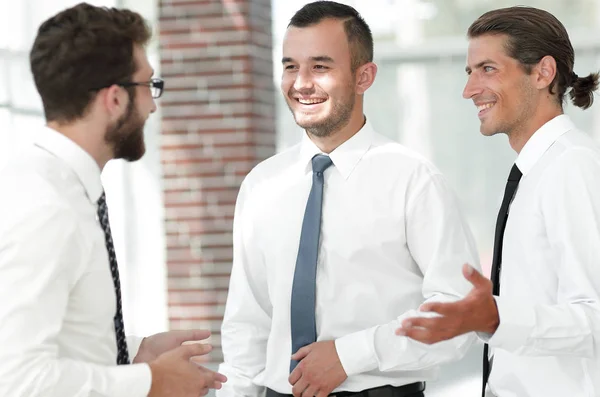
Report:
282,19,350,60
467,34,511,64
133,45,152,77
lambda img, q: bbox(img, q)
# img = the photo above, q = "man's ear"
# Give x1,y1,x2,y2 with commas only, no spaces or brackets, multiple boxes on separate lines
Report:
534,55,557,91
356,62,378,95
99,84,128,121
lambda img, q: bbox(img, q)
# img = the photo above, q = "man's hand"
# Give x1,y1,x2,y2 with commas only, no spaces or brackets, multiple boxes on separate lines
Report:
396,264,499,344
148,343,227,397
134,329,212,363
288,341,347,397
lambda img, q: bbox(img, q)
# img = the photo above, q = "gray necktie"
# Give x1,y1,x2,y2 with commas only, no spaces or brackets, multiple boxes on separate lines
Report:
97,192,130,365
290,154,333,372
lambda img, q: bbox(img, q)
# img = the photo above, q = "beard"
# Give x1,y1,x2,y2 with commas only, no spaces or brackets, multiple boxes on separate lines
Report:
104,91,146,162
288,87,356,138
483,79,537,138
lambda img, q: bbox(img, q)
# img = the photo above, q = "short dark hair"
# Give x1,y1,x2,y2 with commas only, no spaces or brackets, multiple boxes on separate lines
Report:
468,6,599,110
288,1,373,72
30,2,152,122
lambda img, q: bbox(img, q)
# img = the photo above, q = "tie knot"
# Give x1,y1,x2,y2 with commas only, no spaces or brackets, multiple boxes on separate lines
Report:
508,164,522,182
312,154,333,174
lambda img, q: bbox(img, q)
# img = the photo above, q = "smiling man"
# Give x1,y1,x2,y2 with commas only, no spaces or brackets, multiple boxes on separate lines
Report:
397,6,600,397
217,2,480,397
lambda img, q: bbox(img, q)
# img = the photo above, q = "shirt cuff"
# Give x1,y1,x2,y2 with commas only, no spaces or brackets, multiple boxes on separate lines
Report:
476,331,493,343
335,328,378,376
126,335,145,361
106,363,152,397
488,297,535,351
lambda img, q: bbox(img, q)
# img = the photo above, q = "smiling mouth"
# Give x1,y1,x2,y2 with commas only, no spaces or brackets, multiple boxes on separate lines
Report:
477,102,496,112
296,98,327,105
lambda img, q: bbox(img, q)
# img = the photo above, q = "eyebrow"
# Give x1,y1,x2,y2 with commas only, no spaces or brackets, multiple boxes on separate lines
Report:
281,56,336,64
465,59,497,73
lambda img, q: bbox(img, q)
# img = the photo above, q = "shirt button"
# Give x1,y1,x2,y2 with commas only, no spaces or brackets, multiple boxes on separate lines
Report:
317,171,322,177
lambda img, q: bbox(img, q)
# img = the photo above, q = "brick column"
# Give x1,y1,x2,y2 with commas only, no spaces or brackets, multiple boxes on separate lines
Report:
158,0,276,361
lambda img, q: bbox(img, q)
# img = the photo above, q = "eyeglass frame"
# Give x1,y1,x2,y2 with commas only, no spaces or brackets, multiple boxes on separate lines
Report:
90,77,164,99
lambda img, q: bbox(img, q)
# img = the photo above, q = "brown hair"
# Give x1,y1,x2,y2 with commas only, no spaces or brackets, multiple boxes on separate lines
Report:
30,2,152,122
468,6,599,109
289,1,373,72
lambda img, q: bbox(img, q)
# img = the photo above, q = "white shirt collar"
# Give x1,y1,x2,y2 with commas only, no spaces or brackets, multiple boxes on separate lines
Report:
298,119,374,179
33,126,103,204
516,114,575,176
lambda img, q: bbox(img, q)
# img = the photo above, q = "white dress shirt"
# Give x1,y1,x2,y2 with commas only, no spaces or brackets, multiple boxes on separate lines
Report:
0,126,151,397
217,121,480,396
485,115,600,397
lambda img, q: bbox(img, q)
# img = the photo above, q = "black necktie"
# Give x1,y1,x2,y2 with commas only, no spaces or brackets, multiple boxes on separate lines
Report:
97,192,130,365
289,154,333,372
482,164,522,396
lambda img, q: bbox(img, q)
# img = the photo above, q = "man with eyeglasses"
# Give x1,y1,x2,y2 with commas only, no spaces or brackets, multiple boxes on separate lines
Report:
0,3,225,397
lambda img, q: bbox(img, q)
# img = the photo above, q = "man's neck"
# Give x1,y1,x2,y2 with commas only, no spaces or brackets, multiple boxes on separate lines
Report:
508,107,563,154
307,113,366,154
46,119,111,170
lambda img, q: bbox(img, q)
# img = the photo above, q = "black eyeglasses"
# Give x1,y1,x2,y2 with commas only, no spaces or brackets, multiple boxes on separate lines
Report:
91,78,165,99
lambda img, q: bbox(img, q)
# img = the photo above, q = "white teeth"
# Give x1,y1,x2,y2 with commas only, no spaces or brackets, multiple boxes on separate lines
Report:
298,98,326,105
477,103,495,111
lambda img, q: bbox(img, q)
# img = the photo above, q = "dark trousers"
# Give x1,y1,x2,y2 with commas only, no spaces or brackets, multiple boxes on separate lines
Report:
266,382,425,397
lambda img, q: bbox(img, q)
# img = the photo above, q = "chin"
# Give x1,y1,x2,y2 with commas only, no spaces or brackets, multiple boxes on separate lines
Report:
294,115,325,129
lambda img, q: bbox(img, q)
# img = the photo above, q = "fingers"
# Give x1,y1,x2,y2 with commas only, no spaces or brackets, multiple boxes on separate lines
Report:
396,325,439,345
463,263,489,289
420,301,458,316
289,364,302,385
173,329,212,345
301,385,319,397
214,371,228,383
193,366,228,390
291,377,309,397
399,316,439,331
291,344,312,361
177,342,212,359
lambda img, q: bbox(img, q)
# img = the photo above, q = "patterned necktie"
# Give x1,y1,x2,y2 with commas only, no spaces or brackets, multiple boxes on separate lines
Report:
97,192,130,365
290,154,333,372
482,164,522,396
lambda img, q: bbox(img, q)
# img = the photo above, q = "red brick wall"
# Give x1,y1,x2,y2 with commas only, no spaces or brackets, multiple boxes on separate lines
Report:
158,0,276,361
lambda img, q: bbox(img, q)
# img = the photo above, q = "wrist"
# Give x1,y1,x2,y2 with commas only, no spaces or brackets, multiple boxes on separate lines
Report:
484,299,500,334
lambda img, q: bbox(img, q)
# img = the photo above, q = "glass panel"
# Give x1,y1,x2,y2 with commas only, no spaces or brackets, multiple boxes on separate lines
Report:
423,0,600,39
0,1,27,50
8,55,43,112
0,108,13,169
0,58,8,104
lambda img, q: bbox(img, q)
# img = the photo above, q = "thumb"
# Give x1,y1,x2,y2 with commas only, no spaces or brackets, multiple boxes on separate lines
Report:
463,263,487,289
176,329,211,344
178,342,212,359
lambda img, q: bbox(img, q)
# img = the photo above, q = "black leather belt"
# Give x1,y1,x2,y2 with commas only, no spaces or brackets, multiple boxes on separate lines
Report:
267,382,425,397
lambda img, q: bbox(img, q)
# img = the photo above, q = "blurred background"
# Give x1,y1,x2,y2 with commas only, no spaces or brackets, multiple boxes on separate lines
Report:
2,0,600,395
